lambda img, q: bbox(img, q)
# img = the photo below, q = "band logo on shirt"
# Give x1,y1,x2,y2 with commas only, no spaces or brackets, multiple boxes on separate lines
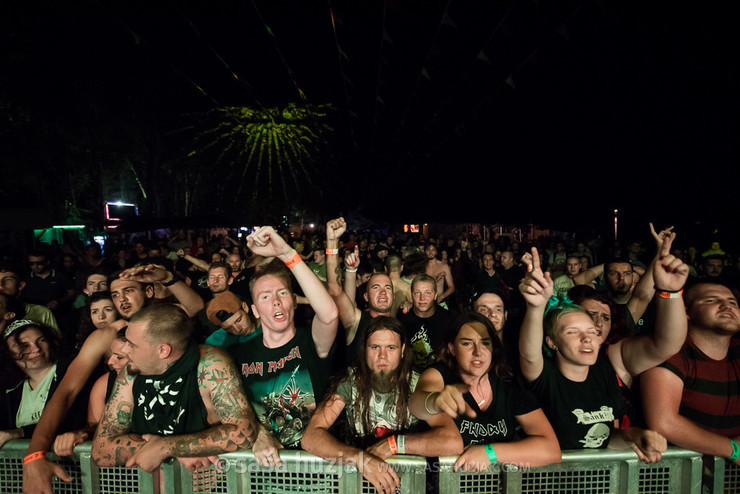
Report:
241,346,302,377
459,418,508,439
572,406,614,424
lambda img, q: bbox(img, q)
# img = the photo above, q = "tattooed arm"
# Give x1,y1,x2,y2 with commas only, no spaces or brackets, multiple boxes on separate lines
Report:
124,346,258,472
91,365,141,467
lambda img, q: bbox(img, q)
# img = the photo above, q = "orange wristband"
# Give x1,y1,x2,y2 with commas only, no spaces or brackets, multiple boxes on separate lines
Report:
24,451,46,465
656,288,683,299
387,435,399,455
283,252,302,269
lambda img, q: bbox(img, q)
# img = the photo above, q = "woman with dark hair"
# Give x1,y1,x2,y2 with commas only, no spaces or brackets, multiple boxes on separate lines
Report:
303,316,461,493
567,285,629,347
0,320,90,448
409,312,560,472
76,290,120,348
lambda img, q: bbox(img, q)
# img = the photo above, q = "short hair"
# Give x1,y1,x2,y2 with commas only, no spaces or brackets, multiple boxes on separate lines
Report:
84,266,111,282
411,273,437,294
27,250,48,260
107,271,151,292
604,257,633,274
471,288,507,311
543,301,588,341
683,282,736,309
208,261,232,279
249,259,293,300
0,261,21,276
385,255,403,273
129,304,193,351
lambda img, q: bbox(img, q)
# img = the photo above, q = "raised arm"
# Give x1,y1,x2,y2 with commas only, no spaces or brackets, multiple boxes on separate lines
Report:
626,224,674,321
342,246,361,307
517,248,553,382
177,249,211,272
23,323,124,494
608,232,689,386
325,218,362,342
119,264,204,318
248,226,338,357
572,264,603,286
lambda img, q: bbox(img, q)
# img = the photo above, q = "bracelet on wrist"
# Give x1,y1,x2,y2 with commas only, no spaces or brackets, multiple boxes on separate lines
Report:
397,434,405,454
484,444,497,463
283,252,302,269
655,287,683,299
24,451,46,465
345,267,358,273
424,391,439,415
730,439,739,462
325,248,339,255
387,435,399,455
161,273,179,287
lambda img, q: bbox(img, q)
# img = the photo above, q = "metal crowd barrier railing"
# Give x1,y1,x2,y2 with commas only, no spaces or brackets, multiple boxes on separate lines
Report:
0,440,722,493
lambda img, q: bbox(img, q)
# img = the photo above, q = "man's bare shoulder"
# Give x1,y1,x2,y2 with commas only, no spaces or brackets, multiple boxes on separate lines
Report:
197,344,238,371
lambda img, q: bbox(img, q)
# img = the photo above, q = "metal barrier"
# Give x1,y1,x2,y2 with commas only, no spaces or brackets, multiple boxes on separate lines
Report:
0,440,709,493
706,456,740,494
437,448,703,494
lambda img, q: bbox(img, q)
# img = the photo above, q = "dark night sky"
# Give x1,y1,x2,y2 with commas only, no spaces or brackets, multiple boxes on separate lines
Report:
2,0,739,243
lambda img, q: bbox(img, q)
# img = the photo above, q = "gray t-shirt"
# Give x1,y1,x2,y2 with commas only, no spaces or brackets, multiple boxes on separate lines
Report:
335,369,420,438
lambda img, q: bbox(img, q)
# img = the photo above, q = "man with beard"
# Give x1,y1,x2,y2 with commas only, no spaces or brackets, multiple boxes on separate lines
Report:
227,226,339,467
92,304,258,472
302,317,461,494
641,282,740,464
22,264,204,494
398,274,453,372
324,217,395,363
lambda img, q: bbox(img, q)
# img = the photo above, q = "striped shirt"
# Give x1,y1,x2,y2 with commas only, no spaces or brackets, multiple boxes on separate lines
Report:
659,336,740,436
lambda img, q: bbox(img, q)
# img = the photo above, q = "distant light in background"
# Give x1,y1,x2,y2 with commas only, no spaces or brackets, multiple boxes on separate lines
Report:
614,209,619,240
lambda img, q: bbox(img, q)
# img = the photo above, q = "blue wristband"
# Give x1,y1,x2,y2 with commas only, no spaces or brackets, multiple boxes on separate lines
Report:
484,444,497,463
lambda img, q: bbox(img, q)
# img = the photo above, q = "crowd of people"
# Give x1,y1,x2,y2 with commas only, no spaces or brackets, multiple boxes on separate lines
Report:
0,219,738,494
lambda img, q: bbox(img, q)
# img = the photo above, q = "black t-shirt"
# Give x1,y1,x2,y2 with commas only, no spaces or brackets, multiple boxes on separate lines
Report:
431,362,540,446
228,326,332,448
474,270,504,295
526,355,625,450
398,307,454,372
